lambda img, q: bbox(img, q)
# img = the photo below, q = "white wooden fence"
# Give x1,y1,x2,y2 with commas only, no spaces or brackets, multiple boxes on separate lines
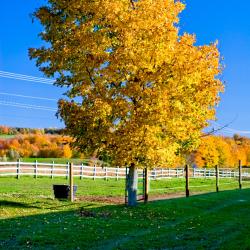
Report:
0,161,250,180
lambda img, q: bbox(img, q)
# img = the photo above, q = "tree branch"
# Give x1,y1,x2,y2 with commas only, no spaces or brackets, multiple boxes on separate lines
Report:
85,67,95,85
201,118,237,138
130,0,135,9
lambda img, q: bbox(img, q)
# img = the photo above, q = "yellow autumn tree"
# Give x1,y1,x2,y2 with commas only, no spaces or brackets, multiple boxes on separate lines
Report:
30,0,223,205
215,136,234,167
63,144,73,159
194,136,219,168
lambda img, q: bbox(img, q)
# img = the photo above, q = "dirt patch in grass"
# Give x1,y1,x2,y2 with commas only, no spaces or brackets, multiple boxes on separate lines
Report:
77,192,188,204
76,191,210,204
77,195,124,204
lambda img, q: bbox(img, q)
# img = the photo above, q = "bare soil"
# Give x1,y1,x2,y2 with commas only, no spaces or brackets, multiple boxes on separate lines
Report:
77,192,191,204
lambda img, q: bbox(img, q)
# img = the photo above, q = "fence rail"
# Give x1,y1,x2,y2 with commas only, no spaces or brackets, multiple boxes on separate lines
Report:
1,161,250,180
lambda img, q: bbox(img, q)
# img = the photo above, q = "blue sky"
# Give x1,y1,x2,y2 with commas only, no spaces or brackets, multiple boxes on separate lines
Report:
0,1,250,136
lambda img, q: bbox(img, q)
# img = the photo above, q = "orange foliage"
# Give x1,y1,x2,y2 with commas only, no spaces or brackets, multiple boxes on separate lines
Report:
0,134,73,159
1,131,250,168
0,126,9,134
193,135,250,168
194,137,219,168
63,145,72,158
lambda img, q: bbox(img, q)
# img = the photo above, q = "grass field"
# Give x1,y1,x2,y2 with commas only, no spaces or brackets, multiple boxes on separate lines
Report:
20,158,87,165
0,157,83,164
11,157,110,165
0,176,248,197
0,134,15,139
1,177,250,249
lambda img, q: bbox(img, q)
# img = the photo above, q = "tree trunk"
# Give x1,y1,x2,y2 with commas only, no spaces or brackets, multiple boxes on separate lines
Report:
127,164,138,206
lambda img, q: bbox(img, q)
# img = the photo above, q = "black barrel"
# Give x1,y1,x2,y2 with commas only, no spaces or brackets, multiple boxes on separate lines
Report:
53,184,77,199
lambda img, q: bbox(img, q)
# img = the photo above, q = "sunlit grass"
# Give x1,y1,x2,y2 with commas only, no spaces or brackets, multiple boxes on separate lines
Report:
1,176,248,200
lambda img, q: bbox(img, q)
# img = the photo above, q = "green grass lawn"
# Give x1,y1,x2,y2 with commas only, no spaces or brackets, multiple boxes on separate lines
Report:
0,134,16,139
1,177,250,249
0,176,248,198
21,158,87,165
0,157,87,164
0,177,126,197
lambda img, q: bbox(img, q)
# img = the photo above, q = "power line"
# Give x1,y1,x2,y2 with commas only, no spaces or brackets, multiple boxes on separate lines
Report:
0,70,55,85
0,70,55,83
0,92,57,102
223,127,250,135
212,121,250,135
0,100,57,112
0,113,57,120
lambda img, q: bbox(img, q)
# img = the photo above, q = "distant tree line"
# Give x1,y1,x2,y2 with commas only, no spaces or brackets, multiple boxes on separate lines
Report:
0,133,77,160
0,126,64,135
191,134,250,168
0,126,249,168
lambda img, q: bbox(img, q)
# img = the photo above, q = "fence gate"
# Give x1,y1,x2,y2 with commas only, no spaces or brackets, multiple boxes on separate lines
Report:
125,168,146,205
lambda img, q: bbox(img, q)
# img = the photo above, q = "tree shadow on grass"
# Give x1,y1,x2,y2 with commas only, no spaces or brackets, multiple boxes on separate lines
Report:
0,202,126,249
1,189,250,250
0,200,42,209
0,197,97,212
45,200,95,210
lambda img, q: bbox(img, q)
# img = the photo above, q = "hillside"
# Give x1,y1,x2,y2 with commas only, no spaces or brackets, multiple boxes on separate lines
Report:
0,125,250,167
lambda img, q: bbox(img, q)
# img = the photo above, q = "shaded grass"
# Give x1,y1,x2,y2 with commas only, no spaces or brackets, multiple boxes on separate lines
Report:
1,189,250,249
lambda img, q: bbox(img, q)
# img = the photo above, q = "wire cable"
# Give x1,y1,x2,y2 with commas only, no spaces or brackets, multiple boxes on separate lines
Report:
0,92,57,102
0,113,57,120
0,70,55,85
0,100,57,112
212,121,250,135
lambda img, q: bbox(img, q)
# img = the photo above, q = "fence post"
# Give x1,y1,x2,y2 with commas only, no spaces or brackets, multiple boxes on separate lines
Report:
51,161,54,179
66,162,69,179
185,165,189,197
239,160,242,189
116,166,119,180
105,167,108,180
80,163,83,180
215,165,219,192
16,159,20,179
125,167,128,205
34,160,38,179
69,163,74,202
153,168,156,180
93,165,96,180
144,168,149,203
